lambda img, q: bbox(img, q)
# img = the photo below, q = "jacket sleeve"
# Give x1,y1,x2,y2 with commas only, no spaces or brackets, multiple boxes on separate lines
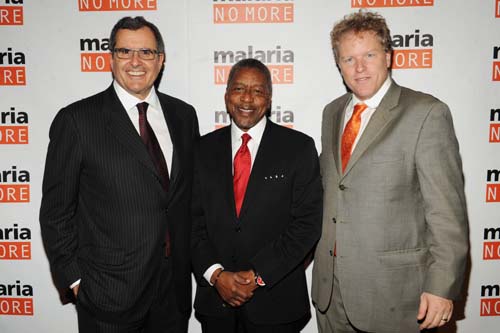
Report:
415,101,469,300
39,109,82,289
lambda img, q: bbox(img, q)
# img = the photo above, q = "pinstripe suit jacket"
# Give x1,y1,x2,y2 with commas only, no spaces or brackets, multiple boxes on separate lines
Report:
312,82,468,332
40,85,199,322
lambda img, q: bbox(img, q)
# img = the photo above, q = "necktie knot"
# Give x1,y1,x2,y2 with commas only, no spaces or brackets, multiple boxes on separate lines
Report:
353,102,368,117
241,133,251,146
137,102,149,116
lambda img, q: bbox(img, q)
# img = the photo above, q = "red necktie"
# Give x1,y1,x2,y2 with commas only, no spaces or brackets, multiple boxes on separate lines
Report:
341,102,368,173
137,102,171,256
233,133,251,217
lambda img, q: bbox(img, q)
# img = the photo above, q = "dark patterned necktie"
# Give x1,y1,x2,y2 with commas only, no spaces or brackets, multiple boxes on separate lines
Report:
137,102,171,256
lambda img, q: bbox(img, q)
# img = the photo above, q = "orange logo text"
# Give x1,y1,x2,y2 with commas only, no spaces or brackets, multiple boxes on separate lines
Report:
81,53,111,72
79,0,156,11
213,3,293,24
352,0,433,7
0,6,22,25
215,65,293,85
0,298,33,316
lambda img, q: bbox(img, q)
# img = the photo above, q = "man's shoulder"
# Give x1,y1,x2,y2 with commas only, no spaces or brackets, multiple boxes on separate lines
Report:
396,85,449,117
200,125,229,143
157,91,195,113
267,120,313,144
398,85,442,104
61,88,111,115
324,92,351,114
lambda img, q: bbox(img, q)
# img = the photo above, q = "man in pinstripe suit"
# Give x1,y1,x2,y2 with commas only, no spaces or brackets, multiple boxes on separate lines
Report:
40,16,199,332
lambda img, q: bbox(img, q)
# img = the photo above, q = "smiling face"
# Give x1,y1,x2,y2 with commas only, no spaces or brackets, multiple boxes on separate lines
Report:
110,27,164,100
225,67,272,131
337,30,391,101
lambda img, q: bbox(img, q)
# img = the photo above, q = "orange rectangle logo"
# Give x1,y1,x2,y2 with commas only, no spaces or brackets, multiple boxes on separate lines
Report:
487,184,500,202
493,62,500,81
483,242,500,260
392,49,432,69
215,65,293,84
0,67,26,85
0,242,31,260
0,126,28,144
0,6,23,25
78,0,157,11
0,184,30,203
496,0,500,18
481,298,500,316
0,298,33,315
490,124,500,142
352,0,433,7
81,53,111,72
213,4,294,24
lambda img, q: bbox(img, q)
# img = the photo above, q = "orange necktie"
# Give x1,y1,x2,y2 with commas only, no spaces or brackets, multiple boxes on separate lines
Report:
233,133,251,217
341,103,368,173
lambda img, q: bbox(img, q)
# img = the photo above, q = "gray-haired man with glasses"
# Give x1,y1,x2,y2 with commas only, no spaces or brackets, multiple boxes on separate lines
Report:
40,16,199,332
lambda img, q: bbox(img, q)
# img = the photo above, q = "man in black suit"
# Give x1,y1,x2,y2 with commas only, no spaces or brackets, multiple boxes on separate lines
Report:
39,16,199,332
191,58,323,332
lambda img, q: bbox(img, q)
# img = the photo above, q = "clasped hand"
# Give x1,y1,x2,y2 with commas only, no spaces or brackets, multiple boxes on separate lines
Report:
213,270,258,307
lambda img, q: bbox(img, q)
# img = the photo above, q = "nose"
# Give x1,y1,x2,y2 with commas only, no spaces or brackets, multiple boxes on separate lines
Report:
241,89,253,103
130,51,142,66
355,59,366,72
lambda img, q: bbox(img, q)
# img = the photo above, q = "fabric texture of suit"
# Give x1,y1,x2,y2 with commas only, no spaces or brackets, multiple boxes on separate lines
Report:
40,85,199,323
191,120,323,325
312,81,468,332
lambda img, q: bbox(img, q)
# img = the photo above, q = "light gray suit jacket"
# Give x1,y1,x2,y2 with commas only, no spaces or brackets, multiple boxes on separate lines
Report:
312,81,468,332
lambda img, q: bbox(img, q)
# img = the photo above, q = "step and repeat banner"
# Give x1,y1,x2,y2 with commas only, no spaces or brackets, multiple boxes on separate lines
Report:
1,1,499,332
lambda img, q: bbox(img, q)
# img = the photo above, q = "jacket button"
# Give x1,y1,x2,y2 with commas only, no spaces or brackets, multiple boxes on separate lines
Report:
235,226,241,232
329,250,333,256
332,218,336,223
339,184,346,190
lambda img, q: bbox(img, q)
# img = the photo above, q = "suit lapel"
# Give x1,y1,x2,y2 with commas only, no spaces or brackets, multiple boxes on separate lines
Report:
104,86,162,186
217,127,237,217
237,121,273,220
158,94,181,196
342,82,402,177
332,95,351,178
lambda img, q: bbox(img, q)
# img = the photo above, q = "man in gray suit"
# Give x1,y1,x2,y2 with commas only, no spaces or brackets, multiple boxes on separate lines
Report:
312,11,468,332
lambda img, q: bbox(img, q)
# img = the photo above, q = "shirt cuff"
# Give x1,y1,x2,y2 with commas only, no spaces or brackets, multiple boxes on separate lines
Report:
204,264,224,286
70,279,81,289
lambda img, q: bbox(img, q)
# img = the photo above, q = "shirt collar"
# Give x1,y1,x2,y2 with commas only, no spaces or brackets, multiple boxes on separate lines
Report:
352,76,392,109
113,80,161,112
231,115,267,145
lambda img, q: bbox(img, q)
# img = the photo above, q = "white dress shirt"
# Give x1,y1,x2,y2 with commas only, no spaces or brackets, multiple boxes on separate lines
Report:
343,76,392,151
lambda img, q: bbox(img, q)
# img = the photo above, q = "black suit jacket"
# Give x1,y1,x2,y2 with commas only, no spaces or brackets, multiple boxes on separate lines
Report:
191,120,322,325
40,85,199,322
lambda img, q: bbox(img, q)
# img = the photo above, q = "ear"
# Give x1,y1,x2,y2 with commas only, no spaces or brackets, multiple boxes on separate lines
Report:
385,51,392,68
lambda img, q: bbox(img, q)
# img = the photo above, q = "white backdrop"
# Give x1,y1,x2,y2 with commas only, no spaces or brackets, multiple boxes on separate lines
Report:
1,1,499,332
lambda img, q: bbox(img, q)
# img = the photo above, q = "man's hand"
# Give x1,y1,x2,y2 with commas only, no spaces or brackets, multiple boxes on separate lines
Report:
72,284,79,298
212,270,254,307
235,270,259,295
417,292,453,330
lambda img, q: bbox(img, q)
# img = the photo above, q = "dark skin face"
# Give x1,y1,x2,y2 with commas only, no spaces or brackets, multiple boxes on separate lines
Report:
225,67,272,131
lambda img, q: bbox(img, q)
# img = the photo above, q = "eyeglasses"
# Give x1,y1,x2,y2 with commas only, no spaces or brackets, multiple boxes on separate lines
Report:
112,48,161,60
